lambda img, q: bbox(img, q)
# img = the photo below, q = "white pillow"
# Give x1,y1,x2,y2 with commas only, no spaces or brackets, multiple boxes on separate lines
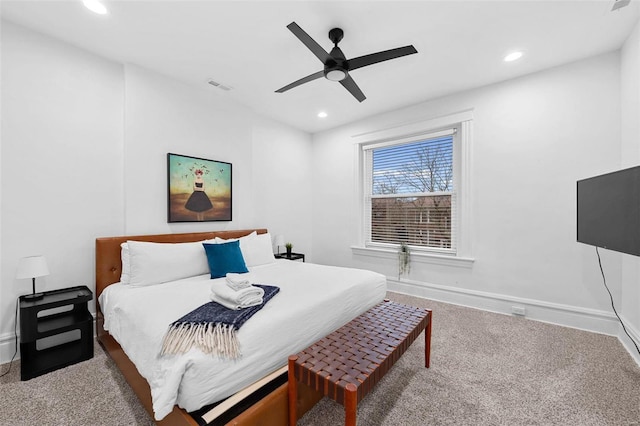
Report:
214,231,275,267
120,242,131,284
239,233,276,267
126,240,210,287
214,231,257,245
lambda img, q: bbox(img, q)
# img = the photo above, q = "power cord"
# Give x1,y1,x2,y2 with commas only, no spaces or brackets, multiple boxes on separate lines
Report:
0,298,19,378
596,247,640,356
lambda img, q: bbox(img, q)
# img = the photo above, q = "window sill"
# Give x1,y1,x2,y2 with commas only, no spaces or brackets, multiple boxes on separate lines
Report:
350,246,475,268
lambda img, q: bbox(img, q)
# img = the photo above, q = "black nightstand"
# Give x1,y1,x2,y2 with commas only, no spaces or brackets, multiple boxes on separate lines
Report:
275,252,305,262
19,286,93,380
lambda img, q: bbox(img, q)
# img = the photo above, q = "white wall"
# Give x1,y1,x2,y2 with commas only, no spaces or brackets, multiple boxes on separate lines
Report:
1,21,125,362
123,64,255,233
251,116,313,258
0,21,313,362
312,51,629,339
620,19,640,358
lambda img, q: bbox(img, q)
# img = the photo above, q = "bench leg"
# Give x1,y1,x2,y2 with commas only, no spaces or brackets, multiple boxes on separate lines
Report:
425,310,432,368
288,355,298,426
344,383,357,426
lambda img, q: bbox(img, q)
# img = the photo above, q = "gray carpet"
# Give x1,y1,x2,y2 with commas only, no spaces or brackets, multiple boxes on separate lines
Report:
1,292,639,425
0,340,154,426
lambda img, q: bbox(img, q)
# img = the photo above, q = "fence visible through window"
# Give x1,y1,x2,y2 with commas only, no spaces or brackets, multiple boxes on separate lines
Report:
371,195,452,248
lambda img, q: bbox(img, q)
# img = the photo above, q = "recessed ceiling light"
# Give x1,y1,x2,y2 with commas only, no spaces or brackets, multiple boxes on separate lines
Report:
317,112,328,118
83,0,108,15
504,51,523,62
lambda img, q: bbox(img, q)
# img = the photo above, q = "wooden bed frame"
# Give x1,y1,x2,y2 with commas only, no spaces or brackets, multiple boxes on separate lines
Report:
95,229,322,426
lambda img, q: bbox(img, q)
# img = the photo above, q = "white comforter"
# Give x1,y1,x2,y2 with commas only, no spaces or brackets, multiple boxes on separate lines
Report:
99,259,386,420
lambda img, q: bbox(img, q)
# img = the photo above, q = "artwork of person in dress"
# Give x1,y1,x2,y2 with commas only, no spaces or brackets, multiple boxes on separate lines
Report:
184,169,213,221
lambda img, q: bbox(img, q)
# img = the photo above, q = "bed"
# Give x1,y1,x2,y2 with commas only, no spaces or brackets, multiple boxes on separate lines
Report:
95,229,387,425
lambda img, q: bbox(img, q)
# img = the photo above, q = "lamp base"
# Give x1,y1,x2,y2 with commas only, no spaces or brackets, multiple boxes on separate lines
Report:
23,293,44,301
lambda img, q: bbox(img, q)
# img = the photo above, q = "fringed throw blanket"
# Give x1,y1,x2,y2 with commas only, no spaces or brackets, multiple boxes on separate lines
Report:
161,284,280,359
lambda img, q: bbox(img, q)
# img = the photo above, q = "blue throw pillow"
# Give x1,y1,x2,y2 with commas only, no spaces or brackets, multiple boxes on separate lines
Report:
203,241,249,279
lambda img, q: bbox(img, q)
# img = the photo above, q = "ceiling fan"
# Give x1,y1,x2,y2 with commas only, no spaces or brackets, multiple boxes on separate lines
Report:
275,22,418,102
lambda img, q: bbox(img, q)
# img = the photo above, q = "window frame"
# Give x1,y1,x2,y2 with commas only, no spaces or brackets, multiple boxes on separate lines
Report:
364,129,458,254
352,110,473,260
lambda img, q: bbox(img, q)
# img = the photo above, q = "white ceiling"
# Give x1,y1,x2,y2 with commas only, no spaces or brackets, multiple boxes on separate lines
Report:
1,1,639,134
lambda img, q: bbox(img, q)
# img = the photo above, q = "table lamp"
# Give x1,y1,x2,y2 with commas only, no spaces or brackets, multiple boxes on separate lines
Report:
16,255,49,301
274,235,285,254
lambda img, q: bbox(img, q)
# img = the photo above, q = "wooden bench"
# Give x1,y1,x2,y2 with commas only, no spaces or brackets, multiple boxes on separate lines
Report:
287,300,432,426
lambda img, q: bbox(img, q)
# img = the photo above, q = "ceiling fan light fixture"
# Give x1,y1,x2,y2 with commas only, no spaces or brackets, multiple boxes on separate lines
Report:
325,69,348,82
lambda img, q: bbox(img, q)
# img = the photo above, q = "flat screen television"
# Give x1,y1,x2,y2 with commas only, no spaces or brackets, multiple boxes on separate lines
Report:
577,165,640,257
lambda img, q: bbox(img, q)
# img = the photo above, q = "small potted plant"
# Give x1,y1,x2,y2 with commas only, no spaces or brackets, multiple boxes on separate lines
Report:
398,242,411,278
285,242,293,257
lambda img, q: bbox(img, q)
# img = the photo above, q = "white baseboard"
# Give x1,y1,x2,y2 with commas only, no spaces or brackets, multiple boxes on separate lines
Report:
617,317,640,366
388,277,640,366
0,331,20,366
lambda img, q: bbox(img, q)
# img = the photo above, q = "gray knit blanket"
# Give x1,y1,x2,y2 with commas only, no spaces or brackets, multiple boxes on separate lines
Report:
160,284,280,359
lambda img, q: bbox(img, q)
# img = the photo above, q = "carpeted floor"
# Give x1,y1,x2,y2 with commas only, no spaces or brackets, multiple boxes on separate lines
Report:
0,339,153,426
1,291,639,425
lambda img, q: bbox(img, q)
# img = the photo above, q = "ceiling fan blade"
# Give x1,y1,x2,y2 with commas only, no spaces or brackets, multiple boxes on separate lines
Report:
275,70,325,93
340,75,366,102
348,45,418,71
286,22,331,63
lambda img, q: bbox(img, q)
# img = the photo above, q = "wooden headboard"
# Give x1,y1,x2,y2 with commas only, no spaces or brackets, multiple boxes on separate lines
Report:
95,228,268,298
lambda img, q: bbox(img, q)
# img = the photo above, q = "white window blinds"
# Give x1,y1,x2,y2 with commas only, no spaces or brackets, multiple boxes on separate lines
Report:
364,130,456,252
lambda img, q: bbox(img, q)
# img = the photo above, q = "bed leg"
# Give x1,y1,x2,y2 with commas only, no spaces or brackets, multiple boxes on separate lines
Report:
288,355,298,426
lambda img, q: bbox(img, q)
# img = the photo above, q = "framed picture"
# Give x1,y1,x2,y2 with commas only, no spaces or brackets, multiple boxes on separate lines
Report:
167,153,232,222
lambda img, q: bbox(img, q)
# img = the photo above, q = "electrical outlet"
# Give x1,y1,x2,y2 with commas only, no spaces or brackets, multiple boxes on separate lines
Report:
512,306,526,316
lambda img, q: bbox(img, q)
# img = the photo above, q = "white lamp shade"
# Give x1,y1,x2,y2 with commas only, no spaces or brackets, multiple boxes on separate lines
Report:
16,256,50,279
274,235,285,247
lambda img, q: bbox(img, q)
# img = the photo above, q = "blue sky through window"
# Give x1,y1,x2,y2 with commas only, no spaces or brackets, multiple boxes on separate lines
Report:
372,136,453,195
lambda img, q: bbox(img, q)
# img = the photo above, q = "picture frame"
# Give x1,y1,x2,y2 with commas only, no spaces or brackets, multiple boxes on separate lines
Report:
167,153,232,222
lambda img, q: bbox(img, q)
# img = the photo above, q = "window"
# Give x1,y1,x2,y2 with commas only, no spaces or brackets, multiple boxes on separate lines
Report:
363,129,457,253
355,110,473,261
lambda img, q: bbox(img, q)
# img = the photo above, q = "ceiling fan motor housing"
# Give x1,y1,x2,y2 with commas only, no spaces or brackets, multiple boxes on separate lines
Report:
324,44,348,81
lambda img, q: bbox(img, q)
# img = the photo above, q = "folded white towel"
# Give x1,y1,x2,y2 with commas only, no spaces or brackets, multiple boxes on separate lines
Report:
210,282,265,310
211,293,263,310
225,272,254,291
